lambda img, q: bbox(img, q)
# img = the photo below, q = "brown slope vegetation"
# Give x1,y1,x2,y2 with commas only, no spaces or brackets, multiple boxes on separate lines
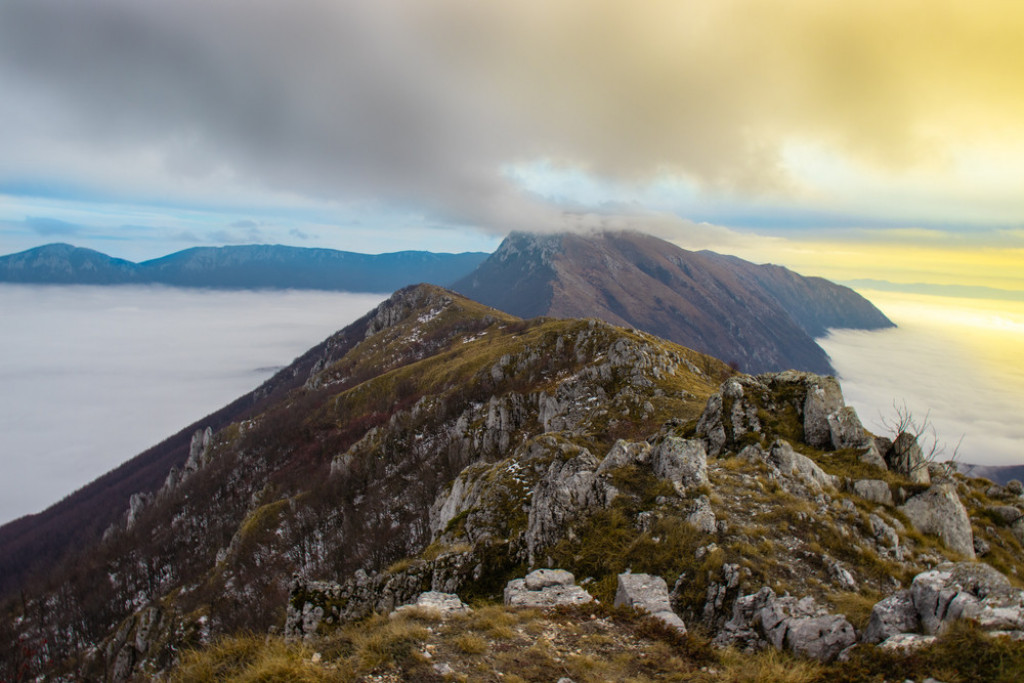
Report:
1,284,731,680
454,230,893,374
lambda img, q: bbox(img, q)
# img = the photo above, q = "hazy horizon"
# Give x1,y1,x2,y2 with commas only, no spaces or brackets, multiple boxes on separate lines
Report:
0,285,385,525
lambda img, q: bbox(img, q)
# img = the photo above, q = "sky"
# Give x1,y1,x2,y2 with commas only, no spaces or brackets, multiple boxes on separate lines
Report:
0,0,1021,295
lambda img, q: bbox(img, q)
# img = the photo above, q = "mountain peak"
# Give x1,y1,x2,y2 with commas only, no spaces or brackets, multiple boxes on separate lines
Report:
457,230,892,374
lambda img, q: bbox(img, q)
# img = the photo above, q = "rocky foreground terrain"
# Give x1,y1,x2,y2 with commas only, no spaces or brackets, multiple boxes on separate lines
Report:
3,284,1022,682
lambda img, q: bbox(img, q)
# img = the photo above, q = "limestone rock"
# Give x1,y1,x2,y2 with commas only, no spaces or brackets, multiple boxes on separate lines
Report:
852,479,894,506
393,591,472,618
524,444,601,564
863,590,919,643
878,633,936,652
858,441,888,471
803,376,845,450
887,432,931,485
615,573,687,634
524,568,574,591
868,514,900,549
596,439,652,475
900,484,975,558
651,437,708,495
910,562,1013,634
504,570,594,607
827,406,867,450
766,440,837,492
716,587,855,661
687,495,717,534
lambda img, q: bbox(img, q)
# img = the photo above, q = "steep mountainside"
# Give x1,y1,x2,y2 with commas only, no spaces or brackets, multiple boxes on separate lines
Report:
4,285,1023,682
0,243,487,290
454,231,893,374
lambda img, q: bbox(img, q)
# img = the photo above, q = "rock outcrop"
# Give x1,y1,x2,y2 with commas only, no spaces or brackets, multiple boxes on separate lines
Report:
615,573,687,634
504,570,594,608
715,587,856,662
900,484,975,558
865,562,1024,643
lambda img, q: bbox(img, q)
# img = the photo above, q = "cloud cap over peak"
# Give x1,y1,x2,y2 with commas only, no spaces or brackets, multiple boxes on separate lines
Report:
1,0,1023,241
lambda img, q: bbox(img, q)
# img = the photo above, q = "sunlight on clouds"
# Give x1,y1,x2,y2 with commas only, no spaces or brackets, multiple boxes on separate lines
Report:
722,238,1024,292
820,290,1024,468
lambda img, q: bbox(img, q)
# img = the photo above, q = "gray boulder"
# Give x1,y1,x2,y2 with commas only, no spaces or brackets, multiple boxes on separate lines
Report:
858,441,888,471
504,569,594,608
886,432,931,485
525,568,575,591
853,479,894,506
615,573,687,634
863,590,919,643
716,587,855,662
900,484,975,558
525,449,601,564
827,406,867,450
910,562,1014,634
651,437,708,495
687,495,717,534
803,377,845,450
767,440,837,492
596,440,651,475
393,591,472,618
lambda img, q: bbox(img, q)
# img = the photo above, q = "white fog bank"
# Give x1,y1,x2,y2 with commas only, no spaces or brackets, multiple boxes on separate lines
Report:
0,285,386,525
819,291,1024,469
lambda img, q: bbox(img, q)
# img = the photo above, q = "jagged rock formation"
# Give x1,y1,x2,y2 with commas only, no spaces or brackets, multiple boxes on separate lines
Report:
2,283,1020,681
454,230,894,374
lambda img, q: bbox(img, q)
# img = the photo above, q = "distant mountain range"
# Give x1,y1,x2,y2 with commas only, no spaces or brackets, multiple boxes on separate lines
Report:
0,242,489,291
454,231,894,374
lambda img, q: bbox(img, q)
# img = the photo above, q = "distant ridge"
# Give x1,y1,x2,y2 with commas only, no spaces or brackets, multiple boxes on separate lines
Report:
0,243,489,291
454,230,894,374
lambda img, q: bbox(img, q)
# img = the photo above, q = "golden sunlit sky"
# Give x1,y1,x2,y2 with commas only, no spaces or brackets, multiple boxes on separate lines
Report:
0,0,1022,296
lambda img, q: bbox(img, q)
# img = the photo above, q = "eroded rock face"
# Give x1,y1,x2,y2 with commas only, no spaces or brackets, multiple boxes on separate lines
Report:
525,448,602,564
715,587,855,662
504,569,593,607
615,573,687,634
697,372,866,456
910,562,1015,634
864,562,1024,644
900,484,975,558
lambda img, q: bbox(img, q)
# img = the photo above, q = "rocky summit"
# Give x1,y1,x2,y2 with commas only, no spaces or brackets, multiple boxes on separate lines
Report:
3,284,1023,682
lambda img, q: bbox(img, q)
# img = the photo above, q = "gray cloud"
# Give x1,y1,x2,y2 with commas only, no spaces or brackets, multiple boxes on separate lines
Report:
0,284,385,524
4,1,1019,241
25,216,83,236
819,324,1024,468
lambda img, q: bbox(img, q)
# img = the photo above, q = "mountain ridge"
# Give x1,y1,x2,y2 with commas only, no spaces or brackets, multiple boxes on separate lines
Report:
0,242,489,291
454,231,894,374
3,284,1022,682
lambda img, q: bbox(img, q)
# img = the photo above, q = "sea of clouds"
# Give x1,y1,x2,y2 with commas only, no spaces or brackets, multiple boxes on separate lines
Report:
819,291,1024,472
2,285,1021,526
0,285,386,525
